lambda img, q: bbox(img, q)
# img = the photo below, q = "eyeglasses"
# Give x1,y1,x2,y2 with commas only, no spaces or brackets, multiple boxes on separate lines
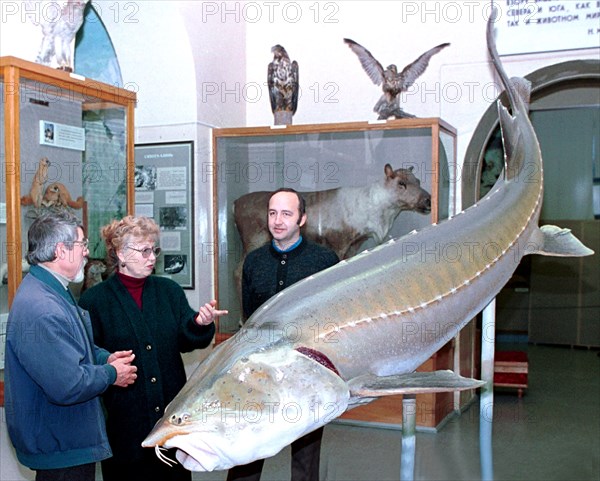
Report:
71,238,89,249
129,246,162,258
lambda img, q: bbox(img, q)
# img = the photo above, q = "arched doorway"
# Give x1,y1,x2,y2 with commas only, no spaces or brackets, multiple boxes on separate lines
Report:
463,59,600,208
462,60,600,347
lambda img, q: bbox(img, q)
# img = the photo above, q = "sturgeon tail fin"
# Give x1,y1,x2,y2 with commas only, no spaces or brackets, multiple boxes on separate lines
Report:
511,77,532,112
487,8,533,180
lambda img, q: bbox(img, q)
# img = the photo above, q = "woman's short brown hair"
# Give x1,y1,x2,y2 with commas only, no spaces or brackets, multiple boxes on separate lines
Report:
102,216,160,270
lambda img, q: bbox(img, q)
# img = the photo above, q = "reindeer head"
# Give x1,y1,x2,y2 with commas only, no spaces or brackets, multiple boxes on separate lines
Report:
383,164,431,214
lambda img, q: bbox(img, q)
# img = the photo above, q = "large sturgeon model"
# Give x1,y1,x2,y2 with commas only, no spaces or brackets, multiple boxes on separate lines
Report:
143,13,594,472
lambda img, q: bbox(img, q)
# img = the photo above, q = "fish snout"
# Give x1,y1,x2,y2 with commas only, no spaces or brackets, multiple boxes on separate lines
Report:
142,417,187,449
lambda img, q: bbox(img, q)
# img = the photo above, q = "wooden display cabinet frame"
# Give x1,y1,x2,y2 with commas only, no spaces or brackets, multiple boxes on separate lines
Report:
212,118,456,332
1,56,136,304
0,57,137,405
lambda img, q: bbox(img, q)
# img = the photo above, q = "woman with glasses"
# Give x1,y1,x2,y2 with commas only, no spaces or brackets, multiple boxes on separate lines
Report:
79,216,227,481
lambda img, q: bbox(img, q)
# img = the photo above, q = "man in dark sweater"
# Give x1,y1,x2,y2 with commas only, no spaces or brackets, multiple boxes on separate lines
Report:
228,188,339,481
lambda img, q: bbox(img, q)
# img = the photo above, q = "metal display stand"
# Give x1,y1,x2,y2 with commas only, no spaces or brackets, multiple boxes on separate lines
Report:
398,300,496,480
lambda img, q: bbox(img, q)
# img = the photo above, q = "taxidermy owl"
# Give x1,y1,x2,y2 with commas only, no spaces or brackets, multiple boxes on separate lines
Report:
28,0,90,71
344,38,450,120
267,45,299,125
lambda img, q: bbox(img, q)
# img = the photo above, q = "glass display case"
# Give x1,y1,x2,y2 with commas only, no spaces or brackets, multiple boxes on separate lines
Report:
213,118,455,333
0,57,136,398
212,118,466,429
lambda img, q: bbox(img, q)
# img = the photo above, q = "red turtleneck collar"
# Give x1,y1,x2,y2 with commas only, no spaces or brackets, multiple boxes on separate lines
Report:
117,272,147,309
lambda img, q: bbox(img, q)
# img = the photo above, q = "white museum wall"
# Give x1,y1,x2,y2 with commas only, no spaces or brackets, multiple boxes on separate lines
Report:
1,1,599,478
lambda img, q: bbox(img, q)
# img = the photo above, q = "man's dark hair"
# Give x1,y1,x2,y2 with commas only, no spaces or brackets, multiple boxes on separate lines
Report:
269,188,306,219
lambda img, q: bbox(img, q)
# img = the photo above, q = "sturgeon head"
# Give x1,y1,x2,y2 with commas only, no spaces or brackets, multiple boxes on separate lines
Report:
143,10,593,472
142,330,349,471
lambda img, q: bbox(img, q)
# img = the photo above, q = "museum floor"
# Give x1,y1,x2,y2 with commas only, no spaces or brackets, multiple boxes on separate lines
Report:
179,343,599,481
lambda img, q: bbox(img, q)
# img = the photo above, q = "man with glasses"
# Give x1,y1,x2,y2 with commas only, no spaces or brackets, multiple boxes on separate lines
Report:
4,210,138,481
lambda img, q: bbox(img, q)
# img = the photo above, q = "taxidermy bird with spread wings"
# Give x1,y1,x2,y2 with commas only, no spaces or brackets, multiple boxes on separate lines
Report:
27,0,89,71
268,44,299,125
344,38,449,120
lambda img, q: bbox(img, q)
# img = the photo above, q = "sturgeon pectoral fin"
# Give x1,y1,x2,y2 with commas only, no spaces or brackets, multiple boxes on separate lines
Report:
529,225,595,257
348,370,485,397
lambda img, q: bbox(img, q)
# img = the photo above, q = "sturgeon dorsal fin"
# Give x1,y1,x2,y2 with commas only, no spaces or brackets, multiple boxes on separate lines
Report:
527,225,595,257
348,370,484,397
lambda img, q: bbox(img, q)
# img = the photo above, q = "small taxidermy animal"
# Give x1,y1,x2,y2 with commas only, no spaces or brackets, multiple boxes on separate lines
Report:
21,157,50,208
42,182,85,209
1,258,30,284
82,260,107,292
344,38,450,119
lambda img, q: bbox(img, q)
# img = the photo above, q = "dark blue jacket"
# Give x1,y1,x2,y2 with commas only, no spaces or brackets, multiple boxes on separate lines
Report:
4,265,116,470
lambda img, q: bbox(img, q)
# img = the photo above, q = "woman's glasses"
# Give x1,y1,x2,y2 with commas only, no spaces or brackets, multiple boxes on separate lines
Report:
129,246,162,258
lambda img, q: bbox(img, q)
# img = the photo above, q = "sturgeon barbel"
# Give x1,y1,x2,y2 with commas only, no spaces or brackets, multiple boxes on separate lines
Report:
142,13,594,472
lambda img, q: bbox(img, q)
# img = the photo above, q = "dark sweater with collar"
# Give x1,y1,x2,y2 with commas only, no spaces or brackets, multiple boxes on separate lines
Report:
242,237,339,319
78,274,215,463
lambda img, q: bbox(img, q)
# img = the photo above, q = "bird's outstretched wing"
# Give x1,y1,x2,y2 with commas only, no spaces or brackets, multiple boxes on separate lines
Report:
343,38,385,86
398,43,450,89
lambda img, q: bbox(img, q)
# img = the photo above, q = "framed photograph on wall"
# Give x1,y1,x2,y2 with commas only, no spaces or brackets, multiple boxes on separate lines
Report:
134,141,194,289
